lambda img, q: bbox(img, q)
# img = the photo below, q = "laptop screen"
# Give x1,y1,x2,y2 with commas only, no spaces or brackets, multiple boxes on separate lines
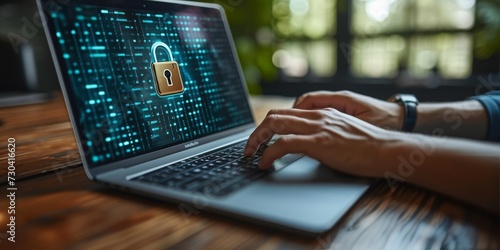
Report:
43,0,254,167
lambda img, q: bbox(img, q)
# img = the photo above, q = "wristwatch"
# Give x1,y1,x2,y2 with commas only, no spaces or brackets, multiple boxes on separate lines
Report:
387,94,419,132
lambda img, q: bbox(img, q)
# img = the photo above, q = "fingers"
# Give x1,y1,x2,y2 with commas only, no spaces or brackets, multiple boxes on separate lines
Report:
258,135,314,169
244,109,321,156
295,91,355,112
257,109,324,151
265,108,323,120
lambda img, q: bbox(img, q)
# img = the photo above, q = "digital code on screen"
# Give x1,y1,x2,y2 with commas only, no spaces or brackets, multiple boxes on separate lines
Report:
49,3,253,166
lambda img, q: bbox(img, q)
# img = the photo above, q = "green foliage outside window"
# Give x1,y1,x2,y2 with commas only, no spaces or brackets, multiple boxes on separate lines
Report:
193,0,276,94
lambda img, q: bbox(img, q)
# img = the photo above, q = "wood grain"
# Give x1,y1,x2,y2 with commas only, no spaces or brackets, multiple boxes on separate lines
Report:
1,166,497,249
327,183,499,250
0,93,498,249
0,94,80,183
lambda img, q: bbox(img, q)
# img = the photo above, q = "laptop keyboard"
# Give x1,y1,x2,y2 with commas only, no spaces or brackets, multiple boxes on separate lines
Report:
132,141,274,197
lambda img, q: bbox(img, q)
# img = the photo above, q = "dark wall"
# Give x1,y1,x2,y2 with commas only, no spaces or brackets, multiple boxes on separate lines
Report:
0,0,59,93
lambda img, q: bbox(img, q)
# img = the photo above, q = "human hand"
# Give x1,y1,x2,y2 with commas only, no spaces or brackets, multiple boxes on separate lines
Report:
294,91,404,130
244,108,395,177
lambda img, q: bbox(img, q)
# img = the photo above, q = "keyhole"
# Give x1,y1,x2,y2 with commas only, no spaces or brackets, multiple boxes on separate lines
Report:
163,69,173,86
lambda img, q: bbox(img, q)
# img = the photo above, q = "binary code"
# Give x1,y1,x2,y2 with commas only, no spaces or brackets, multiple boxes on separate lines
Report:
49,3,253,166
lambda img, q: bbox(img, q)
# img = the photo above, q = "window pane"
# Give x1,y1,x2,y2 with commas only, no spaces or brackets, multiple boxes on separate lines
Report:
273,42,309,78
273,40,336,78
307,40,337,77
408,33,472,79
352,0,410,35
273,0,336,39
415,0,475,30
351,36,406,78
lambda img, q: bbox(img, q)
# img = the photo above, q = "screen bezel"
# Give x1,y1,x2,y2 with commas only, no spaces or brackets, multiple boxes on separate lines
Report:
37,0,255,178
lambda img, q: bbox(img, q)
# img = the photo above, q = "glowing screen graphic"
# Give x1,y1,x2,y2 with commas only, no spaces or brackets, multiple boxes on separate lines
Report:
48,2,253,166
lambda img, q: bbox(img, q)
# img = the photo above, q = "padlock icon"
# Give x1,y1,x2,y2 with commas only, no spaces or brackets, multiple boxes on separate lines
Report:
151,42,185,96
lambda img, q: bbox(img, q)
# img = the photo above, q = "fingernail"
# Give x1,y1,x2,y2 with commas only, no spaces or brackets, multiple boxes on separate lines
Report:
243,148,252,156
294,96,305,107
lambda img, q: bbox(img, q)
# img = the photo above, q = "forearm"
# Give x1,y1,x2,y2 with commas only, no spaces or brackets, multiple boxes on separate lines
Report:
380,133,500,215
414,100,488,140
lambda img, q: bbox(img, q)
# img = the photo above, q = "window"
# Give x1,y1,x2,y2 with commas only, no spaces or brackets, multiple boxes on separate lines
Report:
271,0,479,84
272,0,337,79
352,0,475,81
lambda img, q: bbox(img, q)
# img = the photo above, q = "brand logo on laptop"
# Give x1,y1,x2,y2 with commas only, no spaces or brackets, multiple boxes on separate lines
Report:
184,141,200,149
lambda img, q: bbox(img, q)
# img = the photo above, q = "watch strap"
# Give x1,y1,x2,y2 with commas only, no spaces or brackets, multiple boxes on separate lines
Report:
388,94,418,132
403,100,417,132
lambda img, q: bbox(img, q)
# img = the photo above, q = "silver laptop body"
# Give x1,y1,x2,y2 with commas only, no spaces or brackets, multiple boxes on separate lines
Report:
38,0,371,236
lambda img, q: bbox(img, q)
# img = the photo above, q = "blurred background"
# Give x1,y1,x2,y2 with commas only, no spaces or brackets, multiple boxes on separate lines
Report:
1,0,499,107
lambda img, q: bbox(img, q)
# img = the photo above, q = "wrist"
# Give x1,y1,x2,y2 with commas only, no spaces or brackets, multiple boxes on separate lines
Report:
376,131,425,179
414,101,487,139
390,103,405,131
374,102,405,130
372,130,411,178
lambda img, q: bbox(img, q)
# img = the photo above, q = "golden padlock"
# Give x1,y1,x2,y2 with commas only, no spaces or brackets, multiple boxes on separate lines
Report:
151,42,185,96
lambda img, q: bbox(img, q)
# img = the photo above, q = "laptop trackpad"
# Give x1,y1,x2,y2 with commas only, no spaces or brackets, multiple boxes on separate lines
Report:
215,156,372,233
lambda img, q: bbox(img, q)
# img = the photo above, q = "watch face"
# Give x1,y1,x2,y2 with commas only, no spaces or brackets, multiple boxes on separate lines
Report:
388,94,418,104
399,94,419,104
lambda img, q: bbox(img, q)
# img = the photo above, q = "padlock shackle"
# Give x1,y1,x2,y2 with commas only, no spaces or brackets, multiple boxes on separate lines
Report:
151,42,174,63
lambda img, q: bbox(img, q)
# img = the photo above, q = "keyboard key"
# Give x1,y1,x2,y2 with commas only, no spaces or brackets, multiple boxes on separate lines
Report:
132,141,273,197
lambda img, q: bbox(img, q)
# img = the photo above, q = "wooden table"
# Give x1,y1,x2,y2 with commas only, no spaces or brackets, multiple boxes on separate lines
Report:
0,93,498,249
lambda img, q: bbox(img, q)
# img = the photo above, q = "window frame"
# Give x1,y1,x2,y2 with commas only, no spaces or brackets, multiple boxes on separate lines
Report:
264,0,500,101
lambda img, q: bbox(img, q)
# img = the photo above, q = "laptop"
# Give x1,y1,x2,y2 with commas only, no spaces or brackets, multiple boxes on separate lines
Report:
38,0,371,236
